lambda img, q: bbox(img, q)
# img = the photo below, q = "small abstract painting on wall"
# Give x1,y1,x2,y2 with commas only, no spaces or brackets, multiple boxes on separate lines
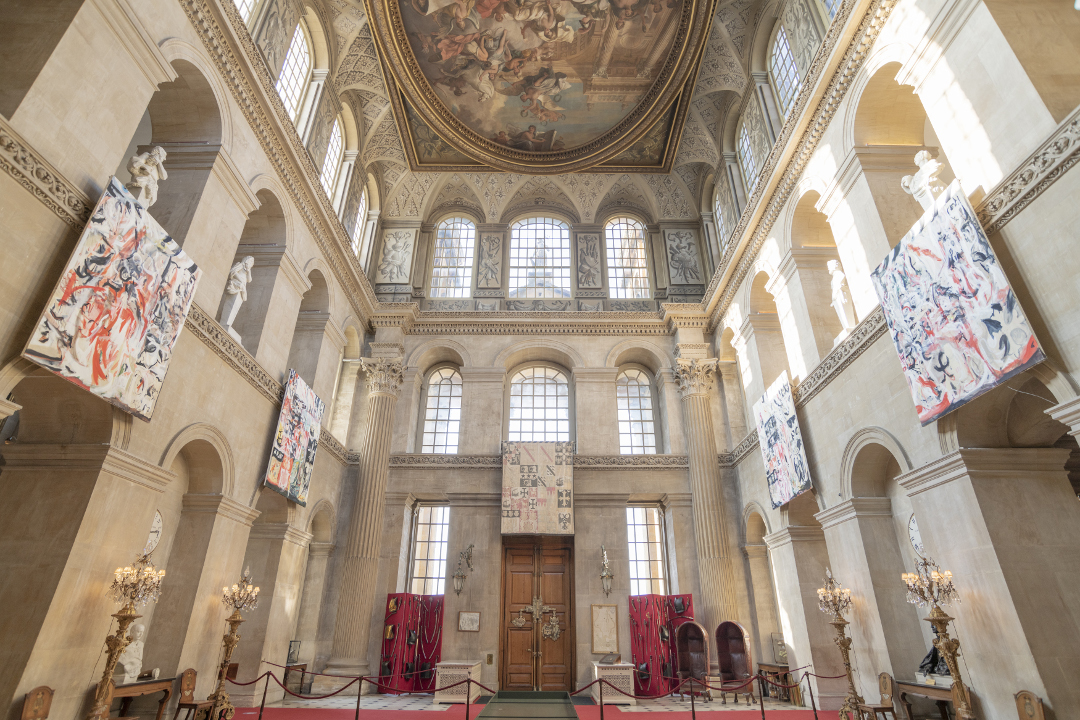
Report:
23,177,201,421
753,372,812,509
264,369,325,506
501,441,574,535
871,180,1044,425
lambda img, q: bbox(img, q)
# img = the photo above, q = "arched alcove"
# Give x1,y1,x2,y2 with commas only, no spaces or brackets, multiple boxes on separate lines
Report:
287,269,332,387
224,188,288,355
788,190,847,356
745,271,790,393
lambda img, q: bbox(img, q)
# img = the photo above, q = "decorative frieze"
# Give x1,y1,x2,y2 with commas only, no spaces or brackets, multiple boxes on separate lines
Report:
0,115,91,229
185,303,283,405
389,454,501,468
791,307,887,407
320,431,348,464
574,455,689,469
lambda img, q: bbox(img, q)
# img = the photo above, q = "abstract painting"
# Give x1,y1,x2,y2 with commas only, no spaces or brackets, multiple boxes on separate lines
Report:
753,372,812,509
871,180,1044,425
501,441,574,534
23,177,201,421
264,369,325,506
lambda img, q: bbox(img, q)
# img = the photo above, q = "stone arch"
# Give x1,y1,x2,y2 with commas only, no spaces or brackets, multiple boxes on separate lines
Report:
596,175,657,225
605,340,673,375
248,173,297,248
839,426,912,501
743,500,772,542
157,39,232,152
300,2,333,71
301,257,337,317
494,339,585,372
161,422,237,498
305,498,336,543
340,317,365,358
842,42,918,155
407,339,473,374
780,177,831,254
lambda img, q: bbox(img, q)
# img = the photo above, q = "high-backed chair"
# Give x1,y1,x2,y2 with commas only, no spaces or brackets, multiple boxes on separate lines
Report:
715,621,754,706
172,669,213,720
857,672,897,720
1015,690,1045,720
21,687,52,720
674,621,711,702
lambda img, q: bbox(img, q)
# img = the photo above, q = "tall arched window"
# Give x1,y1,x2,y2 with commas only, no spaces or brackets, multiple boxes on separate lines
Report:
617,369,657,454
430,217,477,297
737,123,759,192
276,24,311,122
351,188,368,256
420,368,462,454
319,119,343,195
770,27,802,116
713,191,727,248
509,217,571,298
605,217,651,299
234,0,257,21
509,367,569,442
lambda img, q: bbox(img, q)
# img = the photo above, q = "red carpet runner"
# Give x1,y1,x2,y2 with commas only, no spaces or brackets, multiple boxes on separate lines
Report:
235,706,819,720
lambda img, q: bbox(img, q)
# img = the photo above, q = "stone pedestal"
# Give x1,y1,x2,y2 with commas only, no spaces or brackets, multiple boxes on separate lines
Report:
434,661,482,704
592,662,636,705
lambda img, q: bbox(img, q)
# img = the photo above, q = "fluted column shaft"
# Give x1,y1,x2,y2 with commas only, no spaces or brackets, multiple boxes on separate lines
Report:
326,358,403,677
675,358,739,643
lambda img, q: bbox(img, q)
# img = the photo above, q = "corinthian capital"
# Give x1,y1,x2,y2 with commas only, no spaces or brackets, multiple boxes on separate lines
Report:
674,358,718,398
361,357,405,396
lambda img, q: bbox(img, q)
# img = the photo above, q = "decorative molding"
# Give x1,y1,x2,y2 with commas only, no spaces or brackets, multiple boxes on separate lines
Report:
389,454,501,468
362,357,405,395
573,455,688,469
791,307,887,407
320,430,348,464
183,493,262,526
729,429,759,465
674,358,718,397
185,303,284,405
0,115,92,229
814,497,893,530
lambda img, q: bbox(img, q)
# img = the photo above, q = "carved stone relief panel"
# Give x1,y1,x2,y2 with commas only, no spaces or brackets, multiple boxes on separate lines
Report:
609,300,656,311
374,229,416,284
426,299,473,311
781,0,822,79
745,100,772,176
505,299,571,311
578,300,604,312
256,0,300,80
664,229,704,285
475,300,499,311
576,233,603,289
477,234,503,289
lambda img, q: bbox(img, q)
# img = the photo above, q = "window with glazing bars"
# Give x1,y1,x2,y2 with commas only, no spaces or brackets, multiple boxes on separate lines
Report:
509,217,571,298
409,505,450,595
430,218,477,298
738,124,760,192
626,507,667,595
617,369,657,455
234,0,256,22
770,27,802,116
351,189,368,256
713,191,726,247
276,25,311,122
822,0,841,19
421,368,462,454
319,119,343,195
508,367,569,442
605,217,651,299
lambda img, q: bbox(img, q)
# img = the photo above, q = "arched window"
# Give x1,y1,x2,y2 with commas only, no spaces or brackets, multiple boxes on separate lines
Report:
420,368,462,454
509,367,569,442
737,123,759,192
234,0,257,21
430,217,477,298
605,217,651,299
319,119,343,195
617,369,657,455
351,188,368,256
713,191,726,248
509,217,571,298
276,24,311,122
770,27,802,116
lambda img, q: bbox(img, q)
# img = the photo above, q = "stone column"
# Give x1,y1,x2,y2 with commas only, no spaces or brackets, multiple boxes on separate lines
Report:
673,356,739,641
319,356,404,689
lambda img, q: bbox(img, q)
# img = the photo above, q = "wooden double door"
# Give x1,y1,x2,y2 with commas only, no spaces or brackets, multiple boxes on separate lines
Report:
501,537,575,691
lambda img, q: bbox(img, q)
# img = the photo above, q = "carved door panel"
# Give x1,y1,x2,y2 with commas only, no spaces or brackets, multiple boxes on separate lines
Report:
500,537,574,691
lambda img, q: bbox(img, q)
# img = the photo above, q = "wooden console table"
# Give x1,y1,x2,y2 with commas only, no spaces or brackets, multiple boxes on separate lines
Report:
757,663,802,706
896,680,955,720
111,677,175,720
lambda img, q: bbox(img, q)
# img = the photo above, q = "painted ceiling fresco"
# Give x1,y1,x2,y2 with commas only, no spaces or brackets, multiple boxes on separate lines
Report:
367,0,715,172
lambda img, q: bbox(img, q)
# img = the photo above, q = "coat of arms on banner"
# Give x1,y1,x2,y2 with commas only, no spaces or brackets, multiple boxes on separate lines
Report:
263,369,325,506
501,441,574,535
753,372,812,509
871,180,1044,425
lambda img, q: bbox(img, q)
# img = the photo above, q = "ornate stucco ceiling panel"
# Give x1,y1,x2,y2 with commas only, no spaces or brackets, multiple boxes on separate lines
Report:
555,173,618,221
715,0,755,58
673,111,718,168
503,176,580,221
363,0,717,172
596,174,654,220
644,173,695,219
384,170,441,216
428,172,488,218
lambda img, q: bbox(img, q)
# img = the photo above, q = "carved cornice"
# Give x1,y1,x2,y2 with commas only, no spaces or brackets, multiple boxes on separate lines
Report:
183,493,262,526
674,358,718,397
185,302,284,404
0,115,92,228
791,307,887,407
574,455,689,469
975,106,1080,235
405,311,671,336
389,454,501,468
362,357,405,395
729,429,759,466
320,430,348,465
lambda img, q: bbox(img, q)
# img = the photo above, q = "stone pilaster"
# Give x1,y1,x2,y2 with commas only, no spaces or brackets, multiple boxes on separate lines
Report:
319,357,404,689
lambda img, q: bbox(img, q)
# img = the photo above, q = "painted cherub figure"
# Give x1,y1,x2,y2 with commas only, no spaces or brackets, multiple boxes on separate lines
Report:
125,146,168,208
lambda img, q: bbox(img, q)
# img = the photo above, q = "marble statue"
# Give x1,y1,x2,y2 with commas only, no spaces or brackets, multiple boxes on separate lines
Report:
117,623,146,685
828,259,857,342
219,257,255,343
125,146,168,208
900,150,945,211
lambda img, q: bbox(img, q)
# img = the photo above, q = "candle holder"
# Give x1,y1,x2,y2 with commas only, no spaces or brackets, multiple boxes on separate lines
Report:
902,557,974,719
85,553,166,720
205,568,260,720
817,568,864,720
452,544,474,595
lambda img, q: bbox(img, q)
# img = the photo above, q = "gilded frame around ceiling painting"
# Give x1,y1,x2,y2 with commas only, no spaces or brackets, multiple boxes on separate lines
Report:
364,0,716,173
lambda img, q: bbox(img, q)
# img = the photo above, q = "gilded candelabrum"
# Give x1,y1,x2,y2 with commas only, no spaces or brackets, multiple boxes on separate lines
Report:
204,568,260,720
85,553,166,720
817,568,864,720
902,557,974,719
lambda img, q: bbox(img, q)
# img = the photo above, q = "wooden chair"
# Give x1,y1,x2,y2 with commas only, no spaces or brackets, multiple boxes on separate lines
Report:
21,687,52,720
171,669,213,720
1015,690,1045,720
673,621,712,702
857,672,897,720
715,621,754,706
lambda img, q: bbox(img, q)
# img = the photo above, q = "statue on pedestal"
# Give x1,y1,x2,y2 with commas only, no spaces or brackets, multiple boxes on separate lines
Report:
900,150,945,211
125,147,168,208
218,257,255,343
116,623,146,685
828,259,857,343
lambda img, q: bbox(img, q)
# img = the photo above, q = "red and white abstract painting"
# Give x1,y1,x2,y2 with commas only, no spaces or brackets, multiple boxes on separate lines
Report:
23,177,201,420
753,372,813,509
264,369,325,506
872,180,1044,425
501,441,574,534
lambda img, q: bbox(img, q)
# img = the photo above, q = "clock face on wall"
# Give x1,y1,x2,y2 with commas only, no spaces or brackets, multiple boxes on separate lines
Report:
144,510,163,555
908,513,925,558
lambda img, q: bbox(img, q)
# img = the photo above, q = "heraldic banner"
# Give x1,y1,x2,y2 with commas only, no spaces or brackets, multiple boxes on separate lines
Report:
501,441,575,535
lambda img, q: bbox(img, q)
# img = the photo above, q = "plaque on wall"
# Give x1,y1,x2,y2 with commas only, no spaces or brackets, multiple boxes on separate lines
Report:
591,604,618,654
